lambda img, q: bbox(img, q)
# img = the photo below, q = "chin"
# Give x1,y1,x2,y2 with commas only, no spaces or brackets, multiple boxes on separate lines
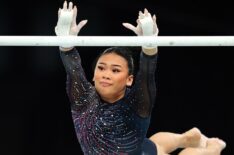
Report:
99,92,112,98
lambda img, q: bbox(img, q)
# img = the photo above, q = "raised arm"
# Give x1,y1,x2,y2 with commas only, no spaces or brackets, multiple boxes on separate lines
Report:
123,8,159,55
123,9,159,117
55,1,95,112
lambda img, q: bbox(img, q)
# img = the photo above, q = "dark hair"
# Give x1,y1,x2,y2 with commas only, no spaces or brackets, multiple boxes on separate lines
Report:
93,47,134,75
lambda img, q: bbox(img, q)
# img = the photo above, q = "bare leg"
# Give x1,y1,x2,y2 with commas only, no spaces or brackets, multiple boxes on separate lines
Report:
178,138,226,155
149,127,204,154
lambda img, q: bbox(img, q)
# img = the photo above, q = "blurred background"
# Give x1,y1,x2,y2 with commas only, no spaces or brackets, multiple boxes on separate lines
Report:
0,0,233,154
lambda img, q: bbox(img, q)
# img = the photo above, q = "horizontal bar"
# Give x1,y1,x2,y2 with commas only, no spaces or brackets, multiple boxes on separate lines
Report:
0,36,234,46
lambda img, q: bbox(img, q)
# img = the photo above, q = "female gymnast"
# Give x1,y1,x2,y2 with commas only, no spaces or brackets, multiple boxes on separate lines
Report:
55,1,226,155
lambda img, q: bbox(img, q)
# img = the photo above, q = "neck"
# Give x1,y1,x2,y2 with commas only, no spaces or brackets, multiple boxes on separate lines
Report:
101,88,126,104
101,95,123,104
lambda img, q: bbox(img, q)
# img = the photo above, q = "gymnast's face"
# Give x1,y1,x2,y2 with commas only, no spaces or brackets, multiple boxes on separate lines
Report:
93,53,133,103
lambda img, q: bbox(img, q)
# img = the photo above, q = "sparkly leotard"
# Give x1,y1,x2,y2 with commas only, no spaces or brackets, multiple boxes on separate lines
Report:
60,48,158,155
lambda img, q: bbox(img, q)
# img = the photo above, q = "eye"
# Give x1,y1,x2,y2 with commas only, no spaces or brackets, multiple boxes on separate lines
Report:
112,68,120,73
97,66,104,71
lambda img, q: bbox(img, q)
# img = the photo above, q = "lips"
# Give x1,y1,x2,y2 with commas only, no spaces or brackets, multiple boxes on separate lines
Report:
100,81,112,87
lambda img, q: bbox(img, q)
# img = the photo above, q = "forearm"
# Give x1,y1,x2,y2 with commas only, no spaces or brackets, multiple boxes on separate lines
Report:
60,48,82,75
140,52,157,116
60,48,92,110
130,52,158,117
139,52,158,96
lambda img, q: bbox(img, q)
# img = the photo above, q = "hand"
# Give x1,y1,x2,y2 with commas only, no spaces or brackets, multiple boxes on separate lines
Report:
122,8,158,36
122,9,159,55
55,1,88,50
55,1,87,36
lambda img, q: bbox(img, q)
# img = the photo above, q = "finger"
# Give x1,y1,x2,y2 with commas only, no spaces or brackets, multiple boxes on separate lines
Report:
136,19,142,26
72,6,78,25
153,14,157,22
144,8,149,16
122,23,137,33
63,1,67,11
146,9,152,18
138,15,141,20
139,10,143,15
152,14,159,35
58,8,61,18
54,26,58,35
139,11,144,19
155,27,159,35
153,24,159,35
77,20,88,30
68,1,73,11
136,19,143,35
153,14,157,27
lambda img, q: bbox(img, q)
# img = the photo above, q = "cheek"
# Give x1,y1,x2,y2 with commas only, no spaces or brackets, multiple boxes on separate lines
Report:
93,71,100,81
114,75,128,85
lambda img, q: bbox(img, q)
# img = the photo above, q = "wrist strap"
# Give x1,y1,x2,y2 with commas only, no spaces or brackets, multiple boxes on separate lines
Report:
55,10,73,36
140,16,154,36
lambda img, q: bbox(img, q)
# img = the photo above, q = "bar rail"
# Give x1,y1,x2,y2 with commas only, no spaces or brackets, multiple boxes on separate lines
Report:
0,36,234,46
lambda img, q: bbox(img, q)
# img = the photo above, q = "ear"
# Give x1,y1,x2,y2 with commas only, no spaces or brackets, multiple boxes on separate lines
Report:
126,75,134,86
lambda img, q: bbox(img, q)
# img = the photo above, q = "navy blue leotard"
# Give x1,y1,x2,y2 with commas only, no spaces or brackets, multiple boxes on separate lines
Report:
60,48,158,155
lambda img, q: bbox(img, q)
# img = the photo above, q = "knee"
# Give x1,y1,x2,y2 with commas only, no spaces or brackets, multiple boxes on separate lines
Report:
149,132,166,142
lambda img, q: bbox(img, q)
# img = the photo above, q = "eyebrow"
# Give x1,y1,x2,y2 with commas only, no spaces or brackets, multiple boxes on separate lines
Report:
98,62,122,68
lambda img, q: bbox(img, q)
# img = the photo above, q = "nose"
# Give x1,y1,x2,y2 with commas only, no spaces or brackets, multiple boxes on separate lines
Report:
102,70,111,80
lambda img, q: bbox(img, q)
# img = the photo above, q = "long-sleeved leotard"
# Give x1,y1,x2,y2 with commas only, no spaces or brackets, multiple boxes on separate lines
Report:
60,48,158,155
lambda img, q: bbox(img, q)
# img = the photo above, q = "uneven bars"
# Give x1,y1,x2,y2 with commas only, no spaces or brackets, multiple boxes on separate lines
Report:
0,36,234,46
